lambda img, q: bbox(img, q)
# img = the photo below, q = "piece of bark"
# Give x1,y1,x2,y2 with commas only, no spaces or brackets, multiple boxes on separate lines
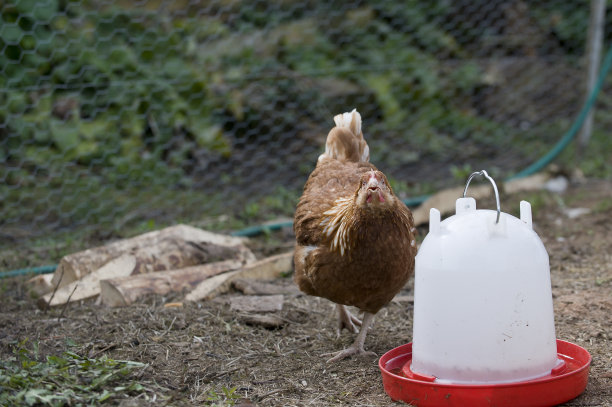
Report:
238,313,285,329
99,259,242,307
503,173,549,194
26,274,54,297
232,278,300,296
51,224,254,288
39,254,137,309
229,295,284,313
185,251,293,302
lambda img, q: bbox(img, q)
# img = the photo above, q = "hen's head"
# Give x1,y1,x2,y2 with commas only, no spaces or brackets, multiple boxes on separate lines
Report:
319,169,407,256
355,170,394,208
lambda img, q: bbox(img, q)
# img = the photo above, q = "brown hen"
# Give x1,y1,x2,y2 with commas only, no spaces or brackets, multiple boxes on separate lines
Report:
293,109,416,362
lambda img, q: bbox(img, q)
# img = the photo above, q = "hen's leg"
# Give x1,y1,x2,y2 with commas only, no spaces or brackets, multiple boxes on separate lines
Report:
336,304,361,335
325,312,377,363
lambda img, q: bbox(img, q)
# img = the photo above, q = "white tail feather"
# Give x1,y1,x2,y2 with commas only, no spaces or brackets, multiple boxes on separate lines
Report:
319,108,369,163
333,108,361,136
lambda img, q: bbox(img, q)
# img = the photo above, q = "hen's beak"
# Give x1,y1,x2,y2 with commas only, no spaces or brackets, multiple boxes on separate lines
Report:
366,174,385,203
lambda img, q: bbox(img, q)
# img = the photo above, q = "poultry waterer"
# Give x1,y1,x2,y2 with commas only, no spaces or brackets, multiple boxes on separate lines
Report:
379,170,591,407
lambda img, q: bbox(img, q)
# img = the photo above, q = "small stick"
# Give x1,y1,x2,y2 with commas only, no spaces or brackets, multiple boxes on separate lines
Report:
159,316,177,338
89,343,118,358
257,388,285,400
44,268,65,312
58,283,78,321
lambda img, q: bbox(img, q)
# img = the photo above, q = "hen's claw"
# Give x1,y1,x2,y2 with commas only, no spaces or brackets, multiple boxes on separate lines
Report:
336,304,361,335
323,346,377,363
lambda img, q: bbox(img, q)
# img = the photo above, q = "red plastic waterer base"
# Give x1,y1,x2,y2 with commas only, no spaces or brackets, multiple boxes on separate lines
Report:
379,340,591,407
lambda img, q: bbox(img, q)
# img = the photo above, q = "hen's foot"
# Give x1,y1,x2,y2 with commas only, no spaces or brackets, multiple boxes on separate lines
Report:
323,345,377,363
325,311,377,363
336,304,361,335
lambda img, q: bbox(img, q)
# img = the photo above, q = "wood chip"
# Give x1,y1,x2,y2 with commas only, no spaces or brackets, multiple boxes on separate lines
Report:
239,313,285,329
164,302,184,308
233,278,300,295
229,295,284,313
392,295,414,304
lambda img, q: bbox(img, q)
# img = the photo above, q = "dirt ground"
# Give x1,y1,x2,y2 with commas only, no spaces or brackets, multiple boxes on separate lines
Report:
1,179,611,406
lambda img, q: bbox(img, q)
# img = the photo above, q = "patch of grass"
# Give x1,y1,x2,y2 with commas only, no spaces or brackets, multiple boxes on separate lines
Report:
261,186,300,217
450,163,474,182
0,339,160,406
594,197,612,213
241,202,262,221
206,386,241,407
518,191,555,215
595,276,612,286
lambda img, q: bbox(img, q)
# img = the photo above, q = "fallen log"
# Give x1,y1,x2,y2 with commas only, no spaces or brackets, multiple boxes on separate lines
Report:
50,224,254,288
185,251,293,301
99,259,243,307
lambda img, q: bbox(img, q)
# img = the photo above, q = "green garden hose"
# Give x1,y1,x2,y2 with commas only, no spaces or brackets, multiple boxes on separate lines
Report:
3,44,612,279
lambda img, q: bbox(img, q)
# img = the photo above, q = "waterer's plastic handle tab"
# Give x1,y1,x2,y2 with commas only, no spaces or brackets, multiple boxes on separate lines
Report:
429,208,441,234
520,200,533,229
456,197,476,215
462,170,501,224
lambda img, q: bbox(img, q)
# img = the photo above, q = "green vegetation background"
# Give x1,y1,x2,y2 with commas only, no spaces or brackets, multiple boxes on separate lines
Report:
2,0,612,258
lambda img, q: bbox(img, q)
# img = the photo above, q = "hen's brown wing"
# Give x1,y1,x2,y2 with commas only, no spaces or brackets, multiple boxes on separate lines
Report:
293,158,377,247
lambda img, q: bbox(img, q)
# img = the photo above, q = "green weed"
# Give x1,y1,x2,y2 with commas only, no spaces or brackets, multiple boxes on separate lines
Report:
0,339,157,406
206,386,241,407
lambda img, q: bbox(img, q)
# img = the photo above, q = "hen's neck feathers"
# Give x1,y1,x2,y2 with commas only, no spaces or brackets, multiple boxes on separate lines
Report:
319,195,411,257
320,197,354,256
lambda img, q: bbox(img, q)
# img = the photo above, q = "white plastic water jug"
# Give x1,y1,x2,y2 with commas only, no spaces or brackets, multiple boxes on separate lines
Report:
411,170,558,384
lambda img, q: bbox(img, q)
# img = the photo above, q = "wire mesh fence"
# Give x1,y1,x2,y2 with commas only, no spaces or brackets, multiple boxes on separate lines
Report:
1,0,610,255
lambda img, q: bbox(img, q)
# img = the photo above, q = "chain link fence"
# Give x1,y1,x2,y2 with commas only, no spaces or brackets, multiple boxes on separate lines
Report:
1,1,610,257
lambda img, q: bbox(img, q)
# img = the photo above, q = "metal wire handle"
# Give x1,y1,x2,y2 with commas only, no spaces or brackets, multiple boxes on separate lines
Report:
462,170,501,224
